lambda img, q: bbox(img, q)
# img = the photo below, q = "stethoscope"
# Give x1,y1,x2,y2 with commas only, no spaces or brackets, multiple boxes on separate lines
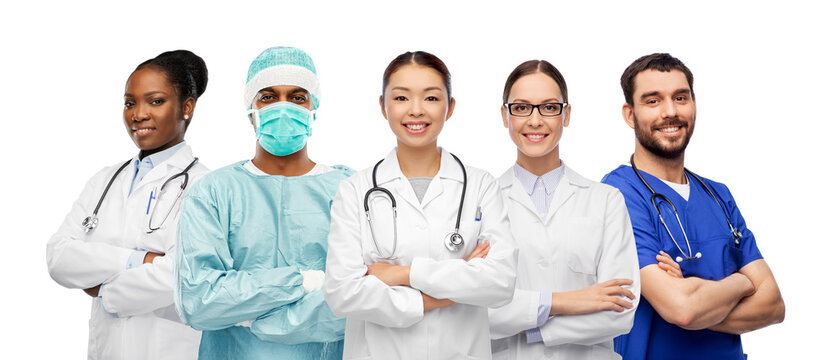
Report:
81,157,199,234
630,154,743,262
363,153,468,260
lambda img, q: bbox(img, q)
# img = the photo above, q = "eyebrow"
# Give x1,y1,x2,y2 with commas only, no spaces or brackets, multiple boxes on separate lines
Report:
390,86,444,92
509,98,562,103
259,86,308,94
640,88,691,98
124,90,166,98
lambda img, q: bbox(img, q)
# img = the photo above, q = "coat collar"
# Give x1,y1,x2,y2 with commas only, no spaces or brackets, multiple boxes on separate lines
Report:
122,144,197,198
500,162,591,222
374,147,465,211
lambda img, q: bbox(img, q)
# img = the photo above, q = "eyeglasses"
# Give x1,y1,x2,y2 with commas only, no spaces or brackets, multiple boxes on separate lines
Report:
505,102,568,117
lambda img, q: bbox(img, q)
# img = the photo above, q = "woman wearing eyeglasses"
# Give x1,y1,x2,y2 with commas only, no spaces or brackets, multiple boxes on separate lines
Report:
487,60,641,359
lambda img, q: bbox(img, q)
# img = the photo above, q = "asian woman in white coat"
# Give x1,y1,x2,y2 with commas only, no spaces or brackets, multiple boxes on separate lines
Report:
487,60,641,359
324,51,518,360
46,50,210,360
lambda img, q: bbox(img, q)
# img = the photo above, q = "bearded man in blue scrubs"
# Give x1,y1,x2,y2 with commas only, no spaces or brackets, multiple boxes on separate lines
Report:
602,53,785,360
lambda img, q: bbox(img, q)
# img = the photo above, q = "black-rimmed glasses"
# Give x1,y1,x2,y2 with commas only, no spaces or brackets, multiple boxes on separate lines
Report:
505,102,568,117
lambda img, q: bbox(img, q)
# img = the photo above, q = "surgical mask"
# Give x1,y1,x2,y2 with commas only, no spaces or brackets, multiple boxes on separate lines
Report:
249,101,314,156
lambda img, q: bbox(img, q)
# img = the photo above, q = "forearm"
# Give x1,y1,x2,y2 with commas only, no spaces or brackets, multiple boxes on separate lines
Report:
710,263,785,334
250,290,345,344
100,256,175,317
409,247,518,307
178,265,306,330
46,239,135,288
541,304,636,347
663,273,754,330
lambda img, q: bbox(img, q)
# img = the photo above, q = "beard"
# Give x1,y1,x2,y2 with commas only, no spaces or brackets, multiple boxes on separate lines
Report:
633,115,694,159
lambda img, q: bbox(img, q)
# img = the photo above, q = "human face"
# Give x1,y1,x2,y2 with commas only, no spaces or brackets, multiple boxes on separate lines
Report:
253,86,313,110
123,67,192,155
623,69,696,159
502,72,570,160
380,65,455,150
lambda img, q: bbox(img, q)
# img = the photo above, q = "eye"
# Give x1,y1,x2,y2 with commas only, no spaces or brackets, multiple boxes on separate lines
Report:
259,94,276,102
291,95,307,103
675,96,688,102
543,104,557,112
513,104,529,112
646,99,658,105
425,96,439,101
150,98,165,106
124,100,135,109
395,95,408,101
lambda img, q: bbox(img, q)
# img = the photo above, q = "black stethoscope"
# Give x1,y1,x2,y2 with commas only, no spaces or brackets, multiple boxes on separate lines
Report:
81,157,199,234
364,153,468,260
630,154,742,262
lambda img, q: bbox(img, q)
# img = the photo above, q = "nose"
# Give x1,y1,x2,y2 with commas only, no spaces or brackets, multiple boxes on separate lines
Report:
525,111,543,127
132,103,150,122
409,99,423,117
661,99,677,118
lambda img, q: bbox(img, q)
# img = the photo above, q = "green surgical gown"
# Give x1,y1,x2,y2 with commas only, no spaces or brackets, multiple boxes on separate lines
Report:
175,162,353,360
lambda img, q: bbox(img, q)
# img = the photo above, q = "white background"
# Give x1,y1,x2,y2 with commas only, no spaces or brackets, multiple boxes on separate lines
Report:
1,0,835,358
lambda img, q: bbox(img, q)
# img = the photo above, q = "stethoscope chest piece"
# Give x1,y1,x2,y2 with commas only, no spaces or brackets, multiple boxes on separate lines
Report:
81,216,98,233
444,232,464,252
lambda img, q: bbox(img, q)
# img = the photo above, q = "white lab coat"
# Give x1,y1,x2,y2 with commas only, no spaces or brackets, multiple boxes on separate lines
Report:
324,148,518,360
46,145,208,360
488,165,640,360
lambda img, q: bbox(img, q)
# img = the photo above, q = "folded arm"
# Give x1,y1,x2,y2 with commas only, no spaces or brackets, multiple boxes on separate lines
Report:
709,259,785,334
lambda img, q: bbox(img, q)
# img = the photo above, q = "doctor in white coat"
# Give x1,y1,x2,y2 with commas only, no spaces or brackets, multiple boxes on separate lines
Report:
324,51,518,360
488,60,640,360
46,50,210,360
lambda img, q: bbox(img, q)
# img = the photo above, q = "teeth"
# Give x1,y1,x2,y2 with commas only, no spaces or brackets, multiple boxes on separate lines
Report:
660,127,679,133
525,134,547,139
406,124,426,130
135,128,154,134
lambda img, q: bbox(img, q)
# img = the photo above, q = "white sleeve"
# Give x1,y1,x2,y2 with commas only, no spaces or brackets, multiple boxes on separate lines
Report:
409,175,518,308
488,287,541,339
324,180,425,328
46,170,134,289
539,190,641,346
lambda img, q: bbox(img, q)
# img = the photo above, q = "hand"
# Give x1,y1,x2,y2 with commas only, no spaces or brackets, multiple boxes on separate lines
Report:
366,262,410,287
657,251,683,278
83,285,101,297
421,292,455,312
551,279,635,315
465,241,490,261
144,252,164,264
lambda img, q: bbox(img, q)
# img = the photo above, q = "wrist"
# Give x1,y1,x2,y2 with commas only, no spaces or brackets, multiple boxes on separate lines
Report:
402,266,411,286
550,292,562,315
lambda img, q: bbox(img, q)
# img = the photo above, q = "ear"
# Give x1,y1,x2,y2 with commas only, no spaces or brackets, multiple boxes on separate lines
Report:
445,98,456,121
379,95,388,120
182,98,196,122
562,104,571,127
622,103,635,129
500,105,509,129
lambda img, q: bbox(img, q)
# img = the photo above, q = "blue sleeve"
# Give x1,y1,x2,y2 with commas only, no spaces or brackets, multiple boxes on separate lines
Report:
250,289,345,344
715,183,763,268
175,189,306,331
602,175,661,269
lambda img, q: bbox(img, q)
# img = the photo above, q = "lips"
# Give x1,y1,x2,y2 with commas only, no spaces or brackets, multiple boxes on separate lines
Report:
655,122,687,137
133,127,156,137
523,133,548,143
403,122,430,134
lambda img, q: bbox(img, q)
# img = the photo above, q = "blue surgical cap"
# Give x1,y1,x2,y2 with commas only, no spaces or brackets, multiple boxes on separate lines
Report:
244,47,321,109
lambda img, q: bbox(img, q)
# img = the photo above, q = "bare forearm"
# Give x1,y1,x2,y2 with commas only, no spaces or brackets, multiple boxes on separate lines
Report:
648,271,754,330
710,275,785,334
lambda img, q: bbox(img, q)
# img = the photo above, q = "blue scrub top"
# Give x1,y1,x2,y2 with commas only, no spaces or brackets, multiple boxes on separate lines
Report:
602,165,763,360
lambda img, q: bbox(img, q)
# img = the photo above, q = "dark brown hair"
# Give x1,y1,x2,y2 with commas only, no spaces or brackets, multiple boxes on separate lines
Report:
382,51,452,104
502,60,568,103
620,53,693,106
136,49,208,102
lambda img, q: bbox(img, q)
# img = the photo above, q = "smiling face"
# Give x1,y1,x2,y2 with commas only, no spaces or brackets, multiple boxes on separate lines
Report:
623,69,696,159
380,64,454,150
123,66,192,155
503,72,570,161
